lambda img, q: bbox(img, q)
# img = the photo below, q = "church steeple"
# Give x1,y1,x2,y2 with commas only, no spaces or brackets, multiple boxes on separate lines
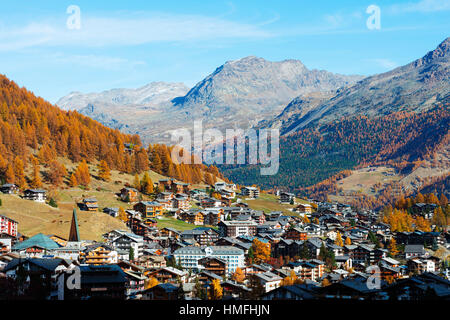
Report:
68,208,80,242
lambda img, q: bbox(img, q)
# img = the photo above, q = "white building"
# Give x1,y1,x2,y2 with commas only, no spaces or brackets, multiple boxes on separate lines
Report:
173,246,245,275
254,271,283,293
110,233,144,260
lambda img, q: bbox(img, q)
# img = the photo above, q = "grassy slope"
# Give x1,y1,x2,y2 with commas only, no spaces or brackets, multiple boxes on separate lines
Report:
0,195,126,241
1,160,203,240
243,192,309,216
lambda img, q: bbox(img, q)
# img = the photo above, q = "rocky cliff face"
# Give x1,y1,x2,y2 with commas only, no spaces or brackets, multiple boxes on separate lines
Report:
57,82,190,111
57,57,362,143
278,37,450,135
173,56,363,128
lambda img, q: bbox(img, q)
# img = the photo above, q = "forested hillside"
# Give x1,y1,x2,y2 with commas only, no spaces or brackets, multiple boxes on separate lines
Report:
221,100,449,196
0,74,224,189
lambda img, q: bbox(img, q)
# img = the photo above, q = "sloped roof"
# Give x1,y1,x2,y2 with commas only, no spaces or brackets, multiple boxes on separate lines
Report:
4,258,67,272
12,233,61,251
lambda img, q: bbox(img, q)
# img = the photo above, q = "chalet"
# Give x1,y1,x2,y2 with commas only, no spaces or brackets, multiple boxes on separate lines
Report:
11,233,61,257
129,220,156,239
219,188,236,199
396,231,444,246
243,264,273,276
214,237,252,254
63,264,127,300
197,257,227,277
147,267,187,284
218,220,258,237
4,258,71,300
272,239,305,259
253,271,282,293
285,227,308,241
125,210,142,223
383,273,450,300
156,192,174,201
141,283,181,300
0,238,11,254
110,233,144,260
262,283,317,300
180,210,204,225
157,198,173,210
203,209,222,226
172,182,191,194
0,215,18,237
335,256,353,270
407,258,436,274
23,189,47,202
404,244,426,259
138,255,166,269
220,197,232,207
316,277,381,300
222,280,251,299
214,182,227,191
241,187,259,199
123,270,146,297
411,203,438,219
0,183,19,194
251,211,266,225
173,193,191,210
120,187,139,203
82,198,99,212
280,192,295,204
181,228,219,246
286,260,324,282
326,243,344,257
159,227,181,239
158,178,175,191
103,207,119,218
79,243,118,265
133,201,164,219
201,197,222,208
294,203,313,214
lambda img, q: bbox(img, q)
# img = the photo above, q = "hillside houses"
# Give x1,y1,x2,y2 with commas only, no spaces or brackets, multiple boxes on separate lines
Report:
0,182,448,301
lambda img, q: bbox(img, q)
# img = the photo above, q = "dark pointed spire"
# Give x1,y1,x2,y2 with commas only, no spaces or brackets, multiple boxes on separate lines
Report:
69,208,80,242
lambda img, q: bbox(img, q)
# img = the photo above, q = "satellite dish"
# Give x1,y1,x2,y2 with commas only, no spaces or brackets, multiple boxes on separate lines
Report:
205,247,213,256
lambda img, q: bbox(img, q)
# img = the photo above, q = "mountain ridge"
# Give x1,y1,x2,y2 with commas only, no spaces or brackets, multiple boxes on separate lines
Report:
57,56,364,143
274,37,450,135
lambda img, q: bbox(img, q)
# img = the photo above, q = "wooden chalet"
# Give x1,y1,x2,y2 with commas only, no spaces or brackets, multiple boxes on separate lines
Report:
198,257,227,277
120,187,139,203
82,198,99,212
133,201,164,219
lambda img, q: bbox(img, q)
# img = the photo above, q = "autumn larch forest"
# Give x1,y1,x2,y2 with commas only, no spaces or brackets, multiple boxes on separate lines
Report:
0,74,225,189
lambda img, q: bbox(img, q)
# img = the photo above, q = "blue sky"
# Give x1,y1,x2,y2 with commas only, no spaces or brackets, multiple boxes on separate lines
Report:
0,0,449,103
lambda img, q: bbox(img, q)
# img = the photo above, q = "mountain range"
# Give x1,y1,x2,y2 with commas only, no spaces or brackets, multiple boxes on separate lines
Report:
220,37,450,206
57,56,363,143
268,37,450,135
56,37,450,206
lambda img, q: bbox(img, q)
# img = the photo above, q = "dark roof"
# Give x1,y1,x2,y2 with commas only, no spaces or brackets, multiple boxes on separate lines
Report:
4,258,68,272
79,264,127,284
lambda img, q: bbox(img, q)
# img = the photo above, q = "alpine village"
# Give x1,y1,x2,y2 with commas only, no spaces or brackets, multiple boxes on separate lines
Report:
1,37,450,301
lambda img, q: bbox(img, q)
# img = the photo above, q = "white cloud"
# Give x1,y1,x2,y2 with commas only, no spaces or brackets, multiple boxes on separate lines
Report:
368,58,399,70
388,0,450,14
48,53,146,70
0,12,272,52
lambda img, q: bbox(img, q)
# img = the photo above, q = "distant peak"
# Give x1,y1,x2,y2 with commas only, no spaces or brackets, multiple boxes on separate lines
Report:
437,36,450,54
419,37,450,65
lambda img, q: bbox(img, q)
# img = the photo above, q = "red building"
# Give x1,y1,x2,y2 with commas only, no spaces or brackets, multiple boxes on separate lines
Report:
0,215,18,237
